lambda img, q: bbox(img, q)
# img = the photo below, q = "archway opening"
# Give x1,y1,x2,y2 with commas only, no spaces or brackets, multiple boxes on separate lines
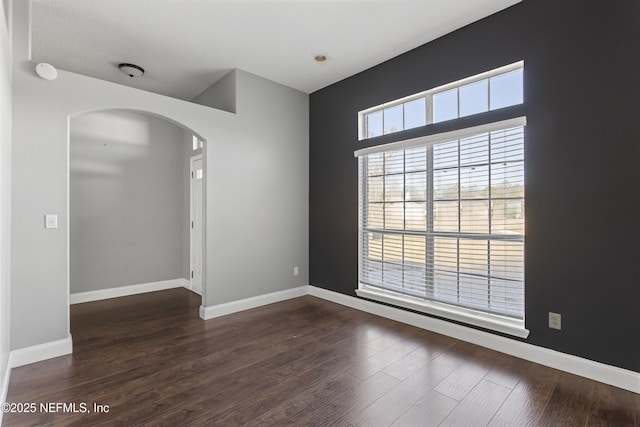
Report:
68,109,206,312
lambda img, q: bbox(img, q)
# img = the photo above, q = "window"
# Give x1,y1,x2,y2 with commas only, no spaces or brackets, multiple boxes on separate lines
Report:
192,135,203,150
355,117,528,337
359,62,523,140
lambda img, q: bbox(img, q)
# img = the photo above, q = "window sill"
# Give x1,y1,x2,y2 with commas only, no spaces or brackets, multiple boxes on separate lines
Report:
356,285,530,339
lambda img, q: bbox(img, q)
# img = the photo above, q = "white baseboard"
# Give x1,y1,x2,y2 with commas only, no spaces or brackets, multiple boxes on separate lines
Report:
199,285,308,320
308,285,640,394
9,336,73,368
3,335,74,424
70,278,188,304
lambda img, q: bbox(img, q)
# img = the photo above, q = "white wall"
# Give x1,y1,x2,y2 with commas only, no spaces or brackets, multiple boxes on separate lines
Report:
10,1,308,352
0,0,12,404
70,110,186,293
191,70,236,113
206,69,309,306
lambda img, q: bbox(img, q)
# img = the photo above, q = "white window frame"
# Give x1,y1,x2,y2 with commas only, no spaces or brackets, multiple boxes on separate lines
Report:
355,116,529,338
358,61,524,141
192,135,203,151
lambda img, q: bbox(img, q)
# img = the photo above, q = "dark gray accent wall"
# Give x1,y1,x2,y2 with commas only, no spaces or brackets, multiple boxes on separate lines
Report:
309,0,640,372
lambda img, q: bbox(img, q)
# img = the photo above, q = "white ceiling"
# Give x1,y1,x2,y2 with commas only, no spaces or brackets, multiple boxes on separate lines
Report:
31,0,520,100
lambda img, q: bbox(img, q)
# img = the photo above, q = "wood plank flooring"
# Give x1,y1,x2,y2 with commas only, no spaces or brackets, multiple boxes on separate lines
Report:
4,288,639,426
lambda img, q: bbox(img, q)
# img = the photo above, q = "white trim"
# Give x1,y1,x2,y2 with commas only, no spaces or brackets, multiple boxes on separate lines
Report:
199,286,309,320
356,286,528,338
354,116,526,157
69,278,187,304
66,115,72,342
190,154,203,297
9,336,73,368
430,60,524,97
308,285,640,394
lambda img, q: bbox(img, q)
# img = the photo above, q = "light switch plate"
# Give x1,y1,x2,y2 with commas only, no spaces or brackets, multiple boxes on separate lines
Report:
45,214,58,229
293,266,299,277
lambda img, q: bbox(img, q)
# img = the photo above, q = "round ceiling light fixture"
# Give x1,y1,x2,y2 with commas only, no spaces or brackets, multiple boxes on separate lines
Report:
314,54,328,63
118,63,145,78
35,63,58,80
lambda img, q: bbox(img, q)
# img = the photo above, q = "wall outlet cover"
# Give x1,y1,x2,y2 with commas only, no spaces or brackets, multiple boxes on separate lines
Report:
549,312,562,330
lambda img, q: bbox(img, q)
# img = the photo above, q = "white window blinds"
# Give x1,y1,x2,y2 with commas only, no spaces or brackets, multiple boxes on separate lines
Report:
356,118,527,336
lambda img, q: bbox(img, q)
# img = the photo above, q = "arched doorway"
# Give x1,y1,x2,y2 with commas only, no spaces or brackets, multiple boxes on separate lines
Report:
68,109,206,310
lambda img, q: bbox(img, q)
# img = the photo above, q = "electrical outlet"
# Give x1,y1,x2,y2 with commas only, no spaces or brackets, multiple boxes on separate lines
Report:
293,266,299,277
548,312,562,330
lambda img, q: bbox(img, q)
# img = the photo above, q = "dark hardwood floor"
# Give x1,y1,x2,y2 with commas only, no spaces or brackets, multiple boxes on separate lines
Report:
4,288,638,426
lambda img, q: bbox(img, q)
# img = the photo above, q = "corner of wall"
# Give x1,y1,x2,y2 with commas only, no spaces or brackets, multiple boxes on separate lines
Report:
0,0,12,416
190,69,237,114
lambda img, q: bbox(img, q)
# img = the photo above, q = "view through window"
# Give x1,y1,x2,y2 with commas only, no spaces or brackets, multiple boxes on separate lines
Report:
357,120,526,335
359,62,523,140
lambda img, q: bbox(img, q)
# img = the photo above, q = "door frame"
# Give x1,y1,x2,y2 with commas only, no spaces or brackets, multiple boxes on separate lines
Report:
189,154,204,295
